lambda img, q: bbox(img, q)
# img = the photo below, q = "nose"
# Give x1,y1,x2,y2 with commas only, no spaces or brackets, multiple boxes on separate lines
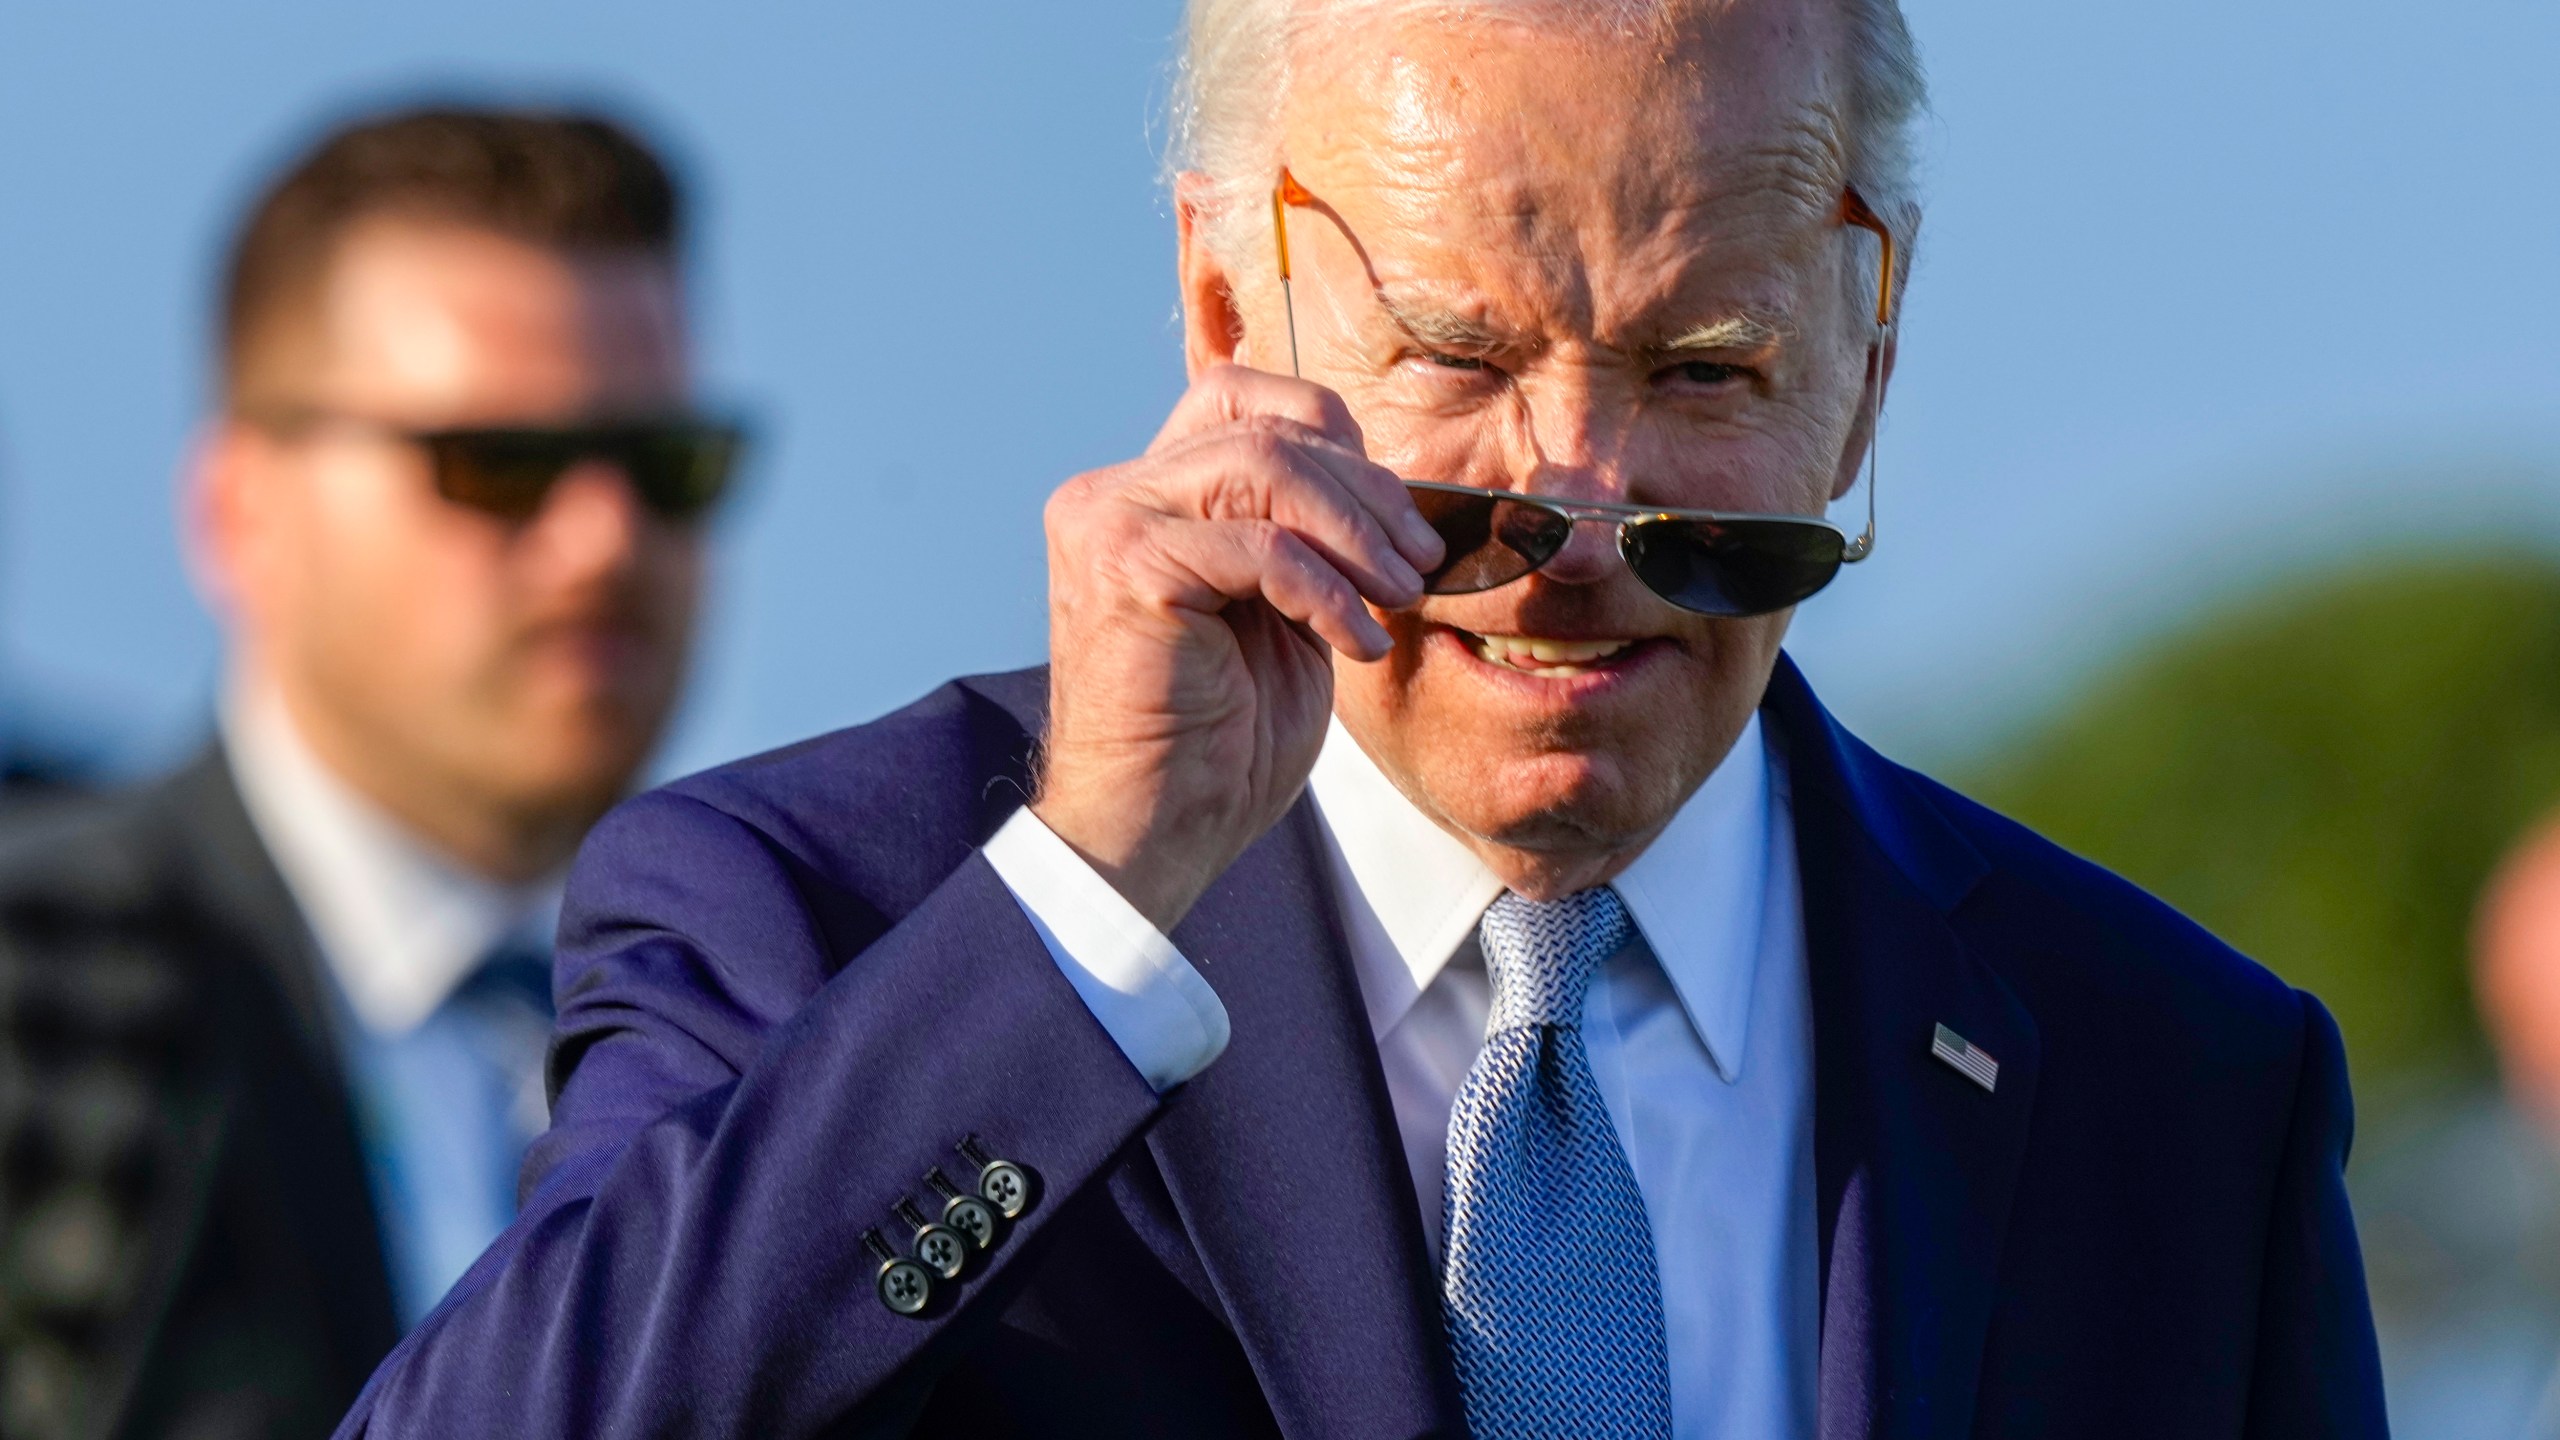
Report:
1506,376,1633,586
519,456,648,582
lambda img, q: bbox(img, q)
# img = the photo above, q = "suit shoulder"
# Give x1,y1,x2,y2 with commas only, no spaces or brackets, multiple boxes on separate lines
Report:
0,780,176,919
0,777,216,1083
1896,763,2309,1049
578,669,1046,921
660,668,1040,834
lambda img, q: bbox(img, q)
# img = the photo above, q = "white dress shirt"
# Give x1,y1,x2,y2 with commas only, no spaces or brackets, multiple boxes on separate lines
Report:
982,714,1818,1438
226,685,560,1039
224,683,563,1322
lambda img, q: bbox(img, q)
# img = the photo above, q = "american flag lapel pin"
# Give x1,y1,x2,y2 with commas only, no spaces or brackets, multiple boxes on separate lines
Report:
1931,1023,1999,1093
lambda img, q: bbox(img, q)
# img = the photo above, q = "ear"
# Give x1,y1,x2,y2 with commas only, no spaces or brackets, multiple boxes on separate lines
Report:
1829,328,1899,503
182,417,284,628
1174,171,1248,380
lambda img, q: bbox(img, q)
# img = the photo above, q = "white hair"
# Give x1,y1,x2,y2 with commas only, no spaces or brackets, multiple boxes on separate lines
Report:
1168,0,1926,321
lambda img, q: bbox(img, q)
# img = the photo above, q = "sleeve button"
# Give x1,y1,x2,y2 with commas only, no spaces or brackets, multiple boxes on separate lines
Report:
915,1225,968,1279
957,1136,1035,1219
862,1227,935,1318
876,1257,934,1315
977,1161,1030,1218
895,1197,971,1280
944,1194,999,1248
927,1167,1002,1249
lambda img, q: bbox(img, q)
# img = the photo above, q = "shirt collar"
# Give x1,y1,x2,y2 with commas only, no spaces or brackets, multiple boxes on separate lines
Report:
222,680,562,1038
1307,711,1776,1084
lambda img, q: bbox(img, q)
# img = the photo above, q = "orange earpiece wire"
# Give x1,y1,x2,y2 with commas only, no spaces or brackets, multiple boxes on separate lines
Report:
1839,187,1896,327
1271,185,1293,282
1271,168,1312,375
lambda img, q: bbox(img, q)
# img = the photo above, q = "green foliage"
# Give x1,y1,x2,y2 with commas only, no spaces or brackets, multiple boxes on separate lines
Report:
1961,553,2560,1102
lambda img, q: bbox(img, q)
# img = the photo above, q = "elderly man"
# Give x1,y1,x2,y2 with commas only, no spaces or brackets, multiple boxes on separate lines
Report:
0,107,731,1438
338,2,2384,1436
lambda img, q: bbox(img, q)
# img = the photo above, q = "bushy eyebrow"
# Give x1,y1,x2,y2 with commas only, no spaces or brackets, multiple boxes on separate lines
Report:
1656,314,1788,352
1370,288,1792,358
1374,293,1511,353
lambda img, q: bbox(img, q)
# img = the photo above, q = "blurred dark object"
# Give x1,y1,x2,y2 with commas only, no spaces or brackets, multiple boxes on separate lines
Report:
0,738,94,802
0,661,109,807
1964,552,2560,1108
0,750,394,1440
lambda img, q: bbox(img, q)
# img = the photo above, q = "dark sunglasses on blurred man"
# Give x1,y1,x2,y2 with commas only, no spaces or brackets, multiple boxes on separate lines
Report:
242,406,747,523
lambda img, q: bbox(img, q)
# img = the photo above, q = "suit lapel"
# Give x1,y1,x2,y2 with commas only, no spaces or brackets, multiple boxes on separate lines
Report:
153,745,405,1365
1767,663,2041,1440
1145,801,1464,1440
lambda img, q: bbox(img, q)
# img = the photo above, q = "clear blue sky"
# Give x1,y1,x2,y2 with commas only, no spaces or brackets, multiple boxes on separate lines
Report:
0,0,2552,778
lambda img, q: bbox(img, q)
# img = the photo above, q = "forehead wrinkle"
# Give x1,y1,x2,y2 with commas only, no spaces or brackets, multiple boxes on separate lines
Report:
1287,28,1860,357
1614,108,1850,242
1735,107,1854,216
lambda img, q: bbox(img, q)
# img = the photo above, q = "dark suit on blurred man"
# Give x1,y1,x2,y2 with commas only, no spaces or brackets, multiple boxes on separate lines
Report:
0,105,731,1440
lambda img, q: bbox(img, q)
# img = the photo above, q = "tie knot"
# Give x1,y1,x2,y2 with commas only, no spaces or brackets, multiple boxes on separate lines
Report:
453,940,555,1022
1478,887,1633,1031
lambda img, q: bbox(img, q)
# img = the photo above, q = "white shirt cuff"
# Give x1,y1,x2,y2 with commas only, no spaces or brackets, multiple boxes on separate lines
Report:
981,807,1231,1093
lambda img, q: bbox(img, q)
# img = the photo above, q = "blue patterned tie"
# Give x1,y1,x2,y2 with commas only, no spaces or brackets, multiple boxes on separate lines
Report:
1443,887,1673,1439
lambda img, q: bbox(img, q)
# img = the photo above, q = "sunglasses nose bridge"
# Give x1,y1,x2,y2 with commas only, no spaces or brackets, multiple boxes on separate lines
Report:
528,450,652,528
1517,502,1631,584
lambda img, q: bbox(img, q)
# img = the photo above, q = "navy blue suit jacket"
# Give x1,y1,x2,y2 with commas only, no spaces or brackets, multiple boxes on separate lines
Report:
334,658,2386,1438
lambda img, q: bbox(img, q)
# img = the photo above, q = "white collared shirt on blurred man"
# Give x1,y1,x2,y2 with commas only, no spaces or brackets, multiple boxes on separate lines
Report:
225,684,560,1326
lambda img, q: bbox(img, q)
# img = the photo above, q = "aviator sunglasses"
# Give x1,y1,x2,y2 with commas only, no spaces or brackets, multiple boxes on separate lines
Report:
245,406,747,523
1270,170,1896,619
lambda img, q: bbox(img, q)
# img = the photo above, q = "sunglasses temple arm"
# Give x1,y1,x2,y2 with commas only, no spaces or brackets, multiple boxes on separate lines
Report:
1281,279,1302,379
1836,188,1894,563
1842,319,1887,563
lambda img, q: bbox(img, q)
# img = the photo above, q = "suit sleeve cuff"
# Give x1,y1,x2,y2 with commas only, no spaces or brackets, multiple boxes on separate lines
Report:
981,807,1230,1092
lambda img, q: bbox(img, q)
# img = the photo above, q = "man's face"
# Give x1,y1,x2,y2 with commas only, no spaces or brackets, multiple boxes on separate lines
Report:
1212,3,1884,871
207,220,702,873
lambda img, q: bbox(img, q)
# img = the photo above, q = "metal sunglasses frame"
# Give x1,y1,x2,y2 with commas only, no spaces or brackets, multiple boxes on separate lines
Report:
1406,476,1857,551
1268,168,1896,567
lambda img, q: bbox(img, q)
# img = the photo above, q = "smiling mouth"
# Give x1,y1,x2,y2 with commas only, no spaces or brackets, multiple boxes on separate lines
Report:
1454,627,1648,678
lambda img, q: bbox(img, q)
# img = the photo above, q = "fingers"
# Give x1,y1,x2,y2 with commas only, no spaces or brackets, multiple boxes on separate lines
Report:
1152,363,1363,454
1136,425,1429,608
1287,428,1445,575
1048,463,1396,662
1061,362,1453,664
1152,364,1446,577
1140,518,1394,661
1151,414,1443,570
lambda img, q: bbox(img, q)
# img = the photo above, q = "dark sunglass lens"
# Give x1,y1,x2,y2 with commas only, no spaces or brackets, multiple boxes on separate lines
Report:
1620,518,1845,617
1409,486,1571,594
620,425,744,522
429,431,575,520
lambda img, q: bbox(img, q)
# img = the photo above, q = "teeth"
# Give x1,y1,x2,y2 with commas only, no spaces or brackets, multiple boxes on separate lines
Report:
1470,633,1634,674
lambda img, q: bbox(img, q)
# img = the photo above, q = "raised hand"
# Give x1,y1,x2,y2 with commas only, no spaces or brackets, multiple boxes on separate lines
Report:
1030,364,1443,931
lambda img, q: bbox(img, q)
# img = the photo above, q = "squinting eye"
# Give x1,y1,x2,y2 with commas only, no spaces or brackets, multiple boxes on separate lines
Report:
1671,361,1748,385
1427,353,1488,371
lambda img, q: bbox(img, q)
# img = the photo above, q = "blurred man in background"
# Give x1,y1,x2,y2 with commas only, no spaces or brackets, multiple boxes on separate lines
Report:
0,105,736,1439
2481,821,2560,1130
2475,819,2560,1438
